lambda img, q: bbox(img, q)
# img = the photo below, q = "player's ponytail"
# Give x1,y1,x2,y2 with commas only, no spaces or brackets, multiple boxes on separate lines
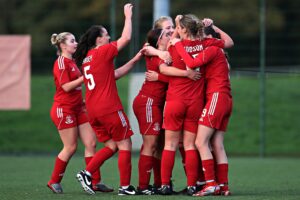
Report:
204,26,221,39
74,25,104,67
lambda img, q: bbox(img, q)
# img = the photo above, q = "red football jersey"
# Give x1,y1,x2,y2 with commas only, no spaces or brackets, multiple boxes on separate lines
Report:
174,43,231,95
81,41,123,118
167,40,210,100
52,56,83,109
140,56,168,99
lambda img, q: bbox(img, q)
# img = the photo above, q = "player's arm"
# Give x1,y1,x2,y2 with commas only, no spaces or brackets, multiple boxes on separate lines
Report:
145,70,169,82
202,18,234,48
213,25,234,48
142,45,172,64
114,50,143,80
159,63,201,81
61,76,84,92
117,3,133,51
172,40,218,69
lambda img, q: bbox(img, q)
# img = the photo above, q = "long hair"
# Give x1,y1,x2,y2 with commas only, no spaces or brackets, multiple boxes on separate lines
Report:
146,28,163,48
204,26,221,39
73,25,104,67
178,14,203,38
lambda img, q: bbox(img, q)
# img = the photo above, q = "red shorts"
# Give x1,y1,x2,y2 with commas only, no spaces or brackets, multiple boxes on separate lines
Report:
199,92,232,132
90,110,133,143
163,98,204,133
50,103,89,130
133,93,164,135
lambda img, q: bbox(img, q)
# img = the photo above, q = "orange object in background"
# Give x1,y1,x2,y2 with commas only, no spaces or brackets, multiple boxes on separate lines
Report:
0,35,31,110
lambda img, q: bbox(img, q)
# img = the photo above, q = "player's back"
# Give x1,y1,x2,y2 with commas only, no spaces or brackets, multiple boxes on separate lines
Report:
82,42,123,118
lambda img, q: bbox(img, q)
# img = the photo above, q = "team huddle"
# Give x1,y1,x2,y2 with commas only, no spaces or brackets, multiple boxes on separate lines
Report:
47,3,233,197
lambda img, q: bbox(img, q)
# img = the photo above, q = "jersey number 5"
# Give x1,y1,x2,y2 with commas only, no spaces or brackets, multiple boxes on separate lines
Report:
83,65,95,90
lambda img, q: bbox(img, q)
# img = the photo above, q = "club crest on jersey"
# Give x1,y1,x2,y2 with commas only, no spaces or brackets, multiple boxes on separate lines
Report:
65,115,74,124
153,122,161,132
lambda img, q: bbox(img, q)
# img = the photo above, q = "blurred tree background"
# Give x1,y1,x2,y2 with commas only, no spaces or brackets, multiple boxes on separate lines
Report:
0,0,299,155
1,0,299,73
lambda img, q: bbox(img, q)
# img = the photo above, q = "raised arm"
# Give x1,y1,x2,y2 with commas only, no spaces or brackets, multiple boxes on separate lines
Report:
114,50,143,80
117,3,133,51
202,18,234,48
213,25,234,48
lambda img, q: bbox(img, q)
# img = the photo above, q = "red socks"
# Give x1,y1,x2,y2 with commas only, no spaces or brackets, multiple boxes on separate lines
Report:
85,156,101,185
138,154,153,189
49,157,67,184
118,150,132,186
185,150,199,186
161,150,176,185
179,145,186,174
198,160,205,183
86,147,114,174
153,157,162,187
216,163,228,186
202,159,216,185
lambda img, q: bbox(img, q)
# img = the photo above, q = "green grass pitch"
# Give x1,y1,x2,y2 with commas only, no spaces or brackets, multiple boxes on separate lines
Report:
0,155,299,200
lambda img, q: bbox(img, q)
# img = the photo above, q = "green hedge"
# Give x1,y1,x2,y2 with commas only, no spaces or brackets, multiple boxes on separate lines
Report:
0,74,299,156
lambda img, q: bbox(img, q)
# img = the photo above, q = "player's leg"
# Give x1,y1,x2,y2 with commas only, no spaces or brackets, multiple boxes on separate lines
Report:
48,127,78,193
160,100,185,195
160,129,180,195
79,122,114,192
183,130,199,195
76,119,117,195
152,132,164,191
194,125,220,196
107,110,136,195
137,135,158,194
211,131,230,196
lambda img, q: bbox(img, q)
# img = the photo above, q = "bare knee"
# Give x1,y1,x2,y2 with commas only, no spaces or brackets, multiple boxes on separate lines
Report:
117,138,132,151
62,144,77,156
84,140,97,152
104,140,118,152
195,138,205,150
142,141,158,155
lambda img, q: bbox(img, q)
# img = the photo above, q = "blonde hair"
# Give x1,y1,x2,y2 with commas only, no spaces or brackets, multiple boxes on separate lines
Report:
153,16,173,29
50,32,72,53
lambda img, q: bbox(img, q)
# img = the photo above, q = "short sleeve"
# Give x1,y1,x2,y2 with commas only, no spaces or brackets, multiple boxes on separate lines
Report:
56,56,71,86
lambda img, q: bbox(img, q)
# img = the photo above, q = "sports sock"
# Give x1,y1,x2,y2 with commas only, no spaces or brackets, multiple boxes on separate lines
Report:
138,154,153,189
161,150,176,185
86,147,114,174
153,157,161,187
118,150,132,187
198,160,205,183
85,156,101,185
185,150,199,186
202,159,216,185
217,163,229,189
49,157,68,184
178,145,186,174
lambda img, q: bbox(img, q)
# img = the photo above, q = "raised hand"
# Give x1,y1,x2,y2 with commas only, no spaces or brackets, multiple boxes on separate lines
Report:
124,3,133,19
202,18,213,27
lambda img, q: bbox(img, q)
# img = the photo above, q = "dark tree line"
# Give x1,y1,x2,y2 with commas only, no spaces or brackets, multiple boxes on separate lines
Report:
0,0,299,73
